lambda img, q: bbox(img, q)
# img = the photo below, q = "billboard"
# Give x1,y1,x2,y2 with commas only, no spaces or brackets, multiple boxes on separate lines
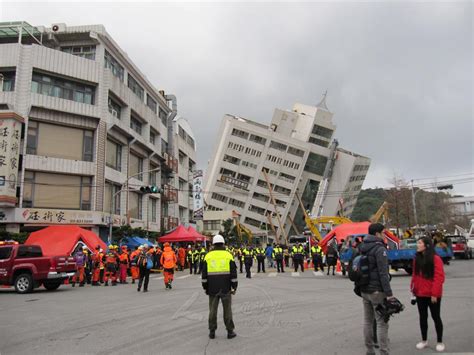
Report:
192,170,203,220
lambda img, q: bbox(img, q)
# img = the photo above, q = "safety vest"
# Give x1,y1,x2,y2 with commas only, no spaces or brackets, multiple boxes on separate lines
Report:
311,246,321,254
105,253,116,266
255,248,264,256
187,249,194,261
204,250,234,274
273,247,283,257
243,249,253,260
199,248,207,261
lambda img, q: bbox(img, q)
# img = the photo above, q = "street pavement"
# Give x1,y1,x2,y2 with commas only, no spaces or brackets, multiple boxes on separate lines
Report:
0,260,473,355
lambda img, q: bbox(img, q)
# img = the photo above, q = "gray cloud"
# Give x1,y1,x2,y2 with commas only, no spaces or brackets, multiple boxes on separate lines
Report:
2,1,472,194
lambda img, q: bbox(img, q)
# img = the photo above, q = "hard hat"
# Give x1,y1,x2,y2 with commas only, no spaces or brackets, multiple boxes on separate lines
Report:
164,242,170,247
138,245,144,250
188,245,191,248
99,248,103,252
213,234,225,245
82,246,88,250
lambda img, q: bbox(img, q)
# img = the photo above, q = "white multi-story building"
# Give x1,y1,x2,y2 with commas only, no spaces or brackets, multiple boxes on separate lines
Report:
0,21,194,238
203,96,370,241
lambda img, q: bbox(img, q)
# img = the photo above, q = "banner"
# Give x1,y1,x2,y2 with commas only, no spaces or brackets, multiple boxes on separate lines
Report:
0,113,24,207
192,170,203,220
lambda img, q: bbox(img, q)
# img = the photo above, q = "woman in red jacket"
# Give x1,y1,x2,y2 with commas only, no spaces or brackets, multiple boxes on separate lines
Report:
411,237,445,352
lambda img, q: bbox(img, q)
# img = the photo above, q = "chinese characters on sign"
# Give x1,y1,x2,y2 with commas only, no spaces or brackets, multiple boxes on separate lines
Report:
192,170,204,220
0,113,24,207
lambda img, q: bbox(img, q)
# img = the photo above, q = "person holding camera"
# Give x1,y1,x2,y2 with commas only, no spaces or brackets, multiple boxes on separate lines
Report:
359,223,394,355
410,237,445,352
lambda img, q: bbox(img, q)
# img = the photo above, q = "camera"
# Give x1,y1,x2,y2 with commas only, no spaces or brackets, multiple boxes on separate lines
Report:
411,296,417,305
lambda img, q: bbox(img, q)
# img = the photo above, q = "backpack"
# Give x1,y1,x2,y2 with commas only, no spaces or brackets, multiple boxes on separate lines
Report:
146,256,153,270
348,249,370,287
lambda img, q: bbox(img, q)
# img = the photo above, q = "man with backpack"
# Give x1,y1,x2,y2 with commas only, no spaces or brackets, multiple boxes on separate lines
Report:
137,245,152,292
352,223,395,355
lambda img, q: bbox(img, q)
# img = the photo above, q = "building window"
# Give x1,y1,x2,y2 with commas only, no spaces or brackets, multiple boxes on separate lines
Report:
244,217,261,228
212,192,228,203
287,146,304,157
26,120,94,161
106,139,122,171
189,159,196,172
178,150,186,165
128,74,144,101
311,124,333,139
269,141,288,151
22,171,92,210
150,131,156,145
279,172,296,182
186,135,195,149
159,107,168,125
179,178,186,191
146,94,157,113
203,220,222,231
241,161,257,169
161,139,168,154
104,50,124,81
130,116,143,135
61,45,96,60
129,153,143,181
249,134,266,145
104,182,121,215
219,168,236,178
308,136,329,148
229,198,245,208
0,70,15,91
129,192,142,219
231,128,249,139
108,96,122,119
304,152,328,176
149,198,157,222
178,126,186,139
31,72,95,104
249,204,266,215
149,164,158,185
223,154,240,165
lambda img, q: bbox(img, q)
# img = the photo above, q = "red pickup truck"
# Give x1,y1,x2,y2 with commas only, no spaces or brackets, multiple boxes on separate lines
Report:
0,243,76,294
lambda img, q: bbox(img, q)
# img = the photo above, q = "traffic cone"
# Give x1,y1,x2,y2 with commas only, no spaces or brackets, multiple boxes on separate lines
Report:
304,260,308,270
336,260,341,273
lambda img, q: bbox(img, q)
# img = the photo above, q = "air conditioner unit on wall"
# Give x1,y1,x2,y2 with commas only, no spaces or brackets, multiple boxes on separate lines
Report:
51,23,67,33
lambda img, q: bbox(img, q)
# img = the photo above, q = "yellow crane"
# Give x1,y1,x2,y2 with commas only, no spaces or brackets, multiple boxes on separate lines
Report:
295,192,352,242
234,218,253,244
370,201,389,224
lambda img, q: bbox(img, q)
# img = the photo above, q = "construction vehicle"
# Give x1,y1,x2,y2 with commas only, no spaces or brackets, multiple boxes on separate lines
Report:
295,192,351,243
370,201,389,224
234,218,253,244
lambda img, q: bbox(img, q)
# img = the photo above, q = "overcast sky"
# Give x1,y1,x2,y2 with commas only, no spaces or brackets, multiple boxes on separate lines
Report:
2,1,473,195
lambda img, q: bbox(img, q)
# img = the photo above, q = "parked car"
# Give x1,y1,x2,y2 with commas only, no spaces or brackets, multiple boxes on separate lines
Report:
0,242,76,294
445,235,472,259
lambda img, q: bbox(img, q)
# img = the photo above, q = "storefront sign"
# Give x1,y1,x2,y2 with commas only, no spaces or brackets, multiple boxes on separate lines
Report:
192,170,203,220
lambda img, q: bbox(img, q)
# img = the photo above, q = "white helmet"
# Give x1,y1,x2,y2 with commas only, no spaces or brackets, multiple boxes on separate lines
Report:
212,234,225,245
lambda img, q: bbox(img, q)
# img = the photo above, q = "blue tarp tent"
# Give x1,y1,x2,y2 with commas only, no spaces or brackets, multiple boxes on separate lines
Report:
120,236,154,250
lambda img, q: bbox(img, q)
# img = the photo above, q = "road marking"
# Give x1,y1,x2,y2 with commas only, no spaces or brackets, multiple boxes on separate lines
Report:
313,271,324,277
292,272,300,277
177,275,191,280
153,276,164,280
268,272,278,277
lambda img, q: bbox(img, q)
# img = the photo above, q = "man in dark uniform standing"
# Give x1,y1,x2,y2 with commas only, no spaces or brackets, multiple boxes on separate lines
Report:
202,235,237,340
255,245,266,273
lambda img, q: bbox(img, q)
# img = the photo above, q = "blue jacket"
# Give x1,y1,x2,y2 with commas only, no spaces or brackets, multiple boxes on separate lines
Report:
265,246,273,257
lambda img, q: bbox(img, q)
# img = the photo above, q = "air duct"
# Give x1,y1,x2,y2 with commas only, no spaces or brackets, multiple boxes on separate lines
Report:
165,94,177,157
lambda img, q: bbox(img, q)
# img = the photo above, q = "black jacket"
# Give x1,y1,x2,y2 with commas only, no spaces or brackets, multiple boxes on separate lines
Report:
358,235,393,297
201,247,238,296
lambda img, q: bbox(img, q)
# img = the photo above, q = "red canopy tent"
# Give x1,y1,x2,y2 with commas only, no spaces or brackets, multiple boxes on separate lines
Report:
319,221,400,253
25,225,107,256
187,226,209,242
158,225,208,243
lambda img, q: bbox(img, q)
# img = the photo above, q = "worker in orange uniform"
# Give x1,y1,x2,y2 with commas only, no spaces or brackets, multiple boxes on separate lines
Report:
160,242,177,289
178,245,186,271
119,245,130,284
91,246,102,286
104,246,118,286
130,246,141,284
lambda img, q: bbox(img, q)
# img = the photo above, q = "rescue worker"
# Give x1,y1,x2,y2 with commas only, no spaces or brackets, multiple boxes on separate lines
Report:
161,242,178,289
137,245,151,292
104,246,118,286
283,246,290,268
292,243,305,272
91,246,101,286
130,246,141,284
72,246,87,287
119,245,130,284
255,245,266,273
98,248,106,283
83,247,92,284
311,243,324,272
178,245,186,271
187,245,195,274
235,247,244,274
243,246,254,279
198,244,207,274
326,242,338,276
273,244,285,273
201,234,237,340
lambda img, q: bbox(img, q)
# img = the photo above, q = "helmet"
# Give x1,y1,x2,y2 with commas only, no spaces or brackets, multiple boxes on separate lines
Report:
138,246,144,250
213,234,225,245
188,245,191,248
376,297,405,323
82,246,88,250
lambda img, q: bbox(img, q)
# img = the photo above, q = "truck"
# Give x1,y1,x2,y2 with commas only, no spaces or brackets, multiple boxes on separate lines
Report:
445,235,472,259
0,242,76,294
339,234,453,275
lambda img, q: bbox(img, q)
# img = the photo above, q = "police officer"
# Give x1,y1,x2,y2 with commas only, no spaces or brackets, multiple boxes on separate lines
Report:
292,243,305,272
197,244,207,274
272,244,285,272
242,246,254,279
255,245,266,273
202,235,237,340
187,245,195,274
311,243,324,272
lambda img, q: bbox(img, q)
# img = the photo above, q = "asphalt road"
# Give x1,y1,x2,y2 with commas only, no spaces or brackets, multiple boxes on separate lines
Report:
1,260,473,355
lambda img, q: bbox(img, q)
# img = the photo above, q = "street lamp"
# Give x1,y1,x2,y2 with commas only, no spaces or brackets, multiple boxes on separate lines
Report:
411,180,453,229
108,167,162,244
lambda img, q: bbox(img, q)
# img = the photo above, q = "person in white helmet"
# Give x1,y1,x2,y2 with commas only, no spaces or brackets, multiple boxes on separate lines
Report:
202,234,238,340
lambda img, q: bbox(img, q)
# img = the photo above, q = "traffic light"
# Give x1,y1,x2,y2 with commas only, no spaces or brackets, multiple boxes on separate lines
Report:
437,184,453,190
140,185,161,194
